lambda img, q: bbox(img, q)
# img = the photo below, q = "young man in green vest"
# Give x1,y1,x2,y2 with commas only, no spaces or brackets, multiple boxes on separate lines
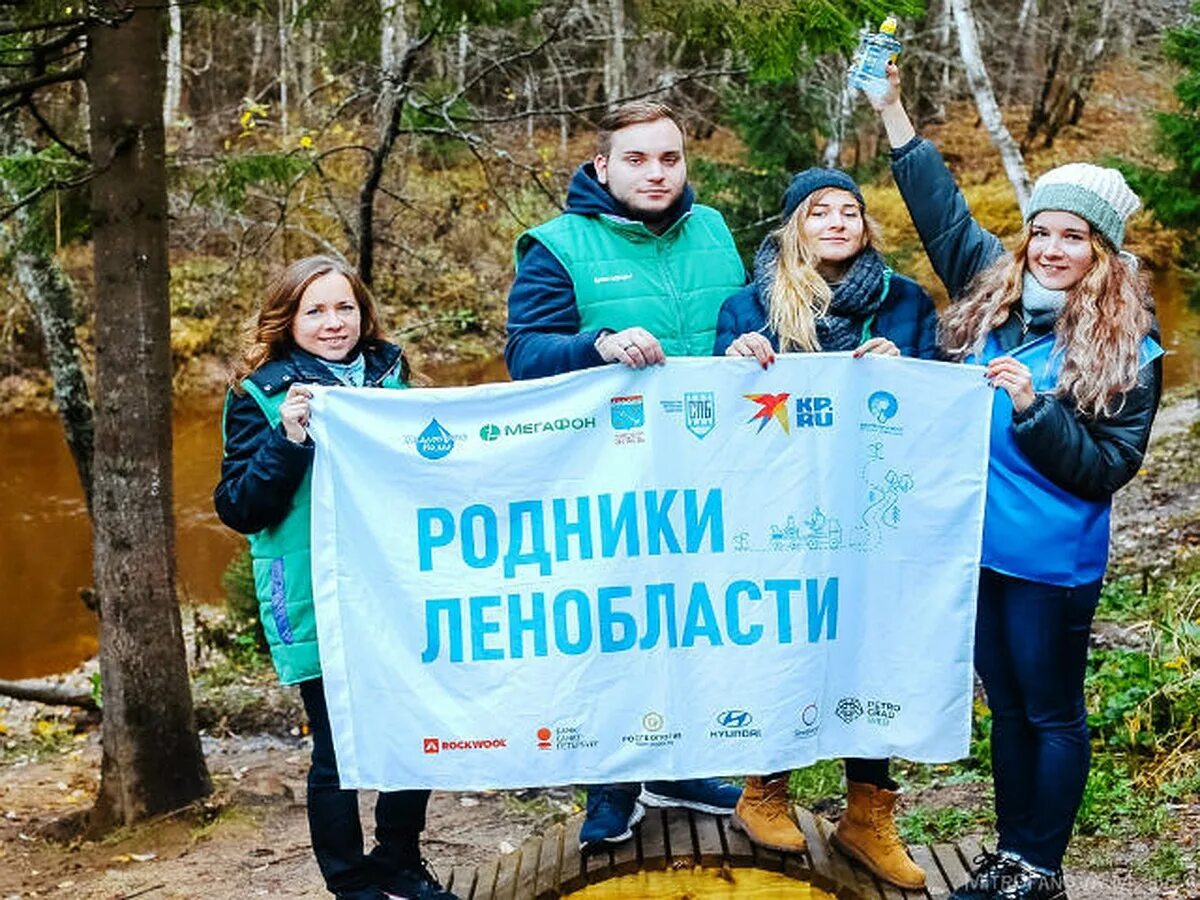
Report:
504,101,746,851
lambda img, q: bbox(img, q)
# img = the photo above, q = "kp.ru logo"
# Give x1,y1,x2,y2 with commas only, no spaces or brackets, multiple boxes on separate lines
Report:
744,393,790,434
796,396,834,428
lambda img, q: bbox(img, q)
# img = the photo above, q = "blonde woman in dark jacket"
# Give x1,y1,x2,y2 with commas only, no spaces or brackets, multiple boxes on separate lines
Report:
870,67,1160,900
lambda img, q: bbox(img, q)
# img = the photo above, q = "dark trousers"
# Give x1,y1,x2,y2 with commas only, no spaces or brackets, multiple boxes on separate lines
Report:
299,678,431,899
765,758,892,788
974,568,1101,871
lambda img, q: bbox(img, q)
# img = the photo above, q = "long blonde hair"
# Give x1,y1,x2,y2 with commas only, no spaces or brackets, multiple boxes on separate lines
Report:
767,189,885,352
939,232,1154,417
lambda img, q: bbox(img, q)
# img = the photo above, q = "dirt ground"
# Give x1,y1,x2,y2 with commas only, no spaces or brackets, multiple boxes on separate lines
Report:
2,397,1198,900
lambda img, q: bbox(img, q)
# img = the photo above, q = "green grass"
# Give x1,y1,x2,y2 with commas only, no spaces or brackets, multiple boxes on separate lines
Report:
897,806,990,844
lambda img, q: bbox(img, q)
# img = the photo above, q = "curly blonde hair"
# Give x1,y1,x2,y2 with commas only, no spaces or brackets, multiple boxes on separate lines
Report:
939,232,1154,417
767,188,885,352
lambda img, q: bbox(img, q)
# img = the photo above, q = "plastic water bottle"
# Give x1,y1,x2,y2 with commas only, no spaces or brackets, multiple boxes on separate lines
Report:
848,14,901,96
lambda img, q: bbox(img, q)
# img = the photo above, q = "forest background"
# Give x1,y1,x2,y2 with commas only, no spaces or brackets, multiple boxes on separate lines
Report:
2,0,1200,897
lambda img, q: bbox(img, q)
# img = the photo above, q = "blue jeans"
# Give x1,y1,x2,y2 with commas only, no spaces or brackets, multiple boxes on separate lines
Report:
300,678,430,898
974,568,1101,871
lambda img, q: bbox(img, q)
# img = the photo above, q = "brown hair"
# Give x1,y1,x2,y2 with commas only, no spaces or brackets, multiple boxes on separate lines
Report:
230,255,395,390
767,188,885,352
596,101,684,157
939,231,1154,417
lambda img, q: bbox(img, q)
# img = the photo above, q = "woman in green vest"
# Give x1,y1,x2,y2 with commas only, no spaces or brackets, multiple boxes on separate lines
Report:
214,256,457,900
716,168,939,892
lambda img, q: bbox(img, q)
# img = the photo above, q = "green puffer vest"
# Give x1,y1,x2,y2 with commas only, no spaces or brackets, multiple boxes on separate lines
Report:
517,205,745,356
238,366,405,684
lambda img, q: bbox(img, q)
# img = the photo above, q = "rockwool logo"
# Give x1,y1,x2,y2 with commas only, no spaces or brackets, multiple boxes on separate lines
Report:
422,737,507,754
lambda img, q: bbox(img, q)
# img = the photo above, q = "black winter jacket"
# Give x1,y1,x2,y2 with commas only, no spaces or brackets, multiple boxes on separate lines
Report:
891,137,1161,501
713,244,940,360
213,341,405,534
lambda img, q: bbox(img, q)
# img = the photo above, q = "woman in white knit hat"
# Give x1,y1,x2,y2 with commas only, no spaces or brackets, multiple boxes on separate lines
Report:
868,66,1161,900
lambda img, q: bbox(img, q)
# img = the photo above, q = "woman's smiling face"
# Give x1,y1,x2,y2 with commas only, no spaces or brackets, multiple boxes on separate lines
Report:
1026,210,1095,291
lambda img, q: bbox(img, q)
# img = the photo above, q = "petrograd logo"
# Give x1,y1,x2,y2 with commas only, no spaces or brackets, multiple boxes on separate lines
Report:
710,709,762,740
422,736,508,754
744,393,791,434
866,699,902,727
835,697,865,725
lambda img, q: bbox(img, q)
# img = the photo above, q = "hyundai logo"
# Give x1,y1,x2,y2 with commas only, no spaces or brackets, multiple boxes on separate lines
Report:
716,709,752,729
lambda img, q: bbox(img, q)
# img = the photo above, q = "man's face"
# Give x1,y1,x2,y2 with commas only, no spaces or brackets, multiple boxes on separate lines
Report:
594,117,687,217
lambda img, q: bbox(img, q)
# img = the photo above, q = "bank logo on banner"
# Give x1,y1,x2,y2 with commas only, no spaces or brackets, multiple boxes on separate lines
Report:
536,723,599,752
744,392,791,434
684,391,716,438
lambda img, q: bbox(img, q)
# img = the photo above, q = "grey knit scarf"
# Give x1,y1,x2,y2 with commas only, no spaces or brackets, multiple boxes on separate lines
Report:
754,237,889,351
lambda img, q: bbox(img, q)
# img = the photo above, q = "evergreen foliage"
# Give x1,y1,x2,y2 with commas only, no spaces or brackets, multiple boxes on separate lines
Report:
1124,2,1200,263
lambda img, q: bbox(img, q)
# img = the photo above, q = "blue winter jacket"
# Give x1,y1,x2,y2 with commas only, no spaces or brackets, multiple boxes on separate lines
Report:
713,245,940,360
505,164,715,380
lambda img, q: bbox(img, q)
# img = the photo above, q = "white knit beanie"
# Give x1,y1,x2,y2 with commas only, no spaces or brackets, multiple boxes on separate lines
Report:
1025,163,1141,250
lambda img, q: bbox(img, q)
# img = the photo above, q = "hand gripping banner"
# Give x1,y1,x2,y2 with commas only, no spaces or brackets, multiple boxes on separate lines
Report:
308,355,993,790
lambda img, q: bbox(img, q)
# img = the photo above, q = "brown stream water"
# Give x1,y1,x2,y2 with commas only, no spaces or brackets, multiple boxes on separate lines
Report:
1,273,1197,680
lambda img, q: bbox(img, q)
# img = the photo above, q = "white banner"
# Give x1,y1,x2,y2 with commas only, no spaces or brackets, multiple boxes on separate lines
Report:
308,355,993,790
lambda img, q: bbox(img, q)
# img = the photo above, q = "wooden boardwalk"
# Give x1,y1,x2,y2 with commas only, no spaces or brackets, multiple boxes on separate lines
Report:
443,806,984,899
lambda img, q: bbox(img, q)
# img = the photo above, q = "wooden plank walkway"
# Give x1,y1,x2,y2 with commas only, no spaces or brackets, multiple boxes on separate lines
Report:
443,807,985,899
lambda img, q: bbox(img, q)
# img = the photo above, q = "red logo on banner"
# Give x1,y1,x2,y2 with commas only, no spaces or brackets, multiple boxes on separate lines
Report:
536,727,552,750
423,737,440,754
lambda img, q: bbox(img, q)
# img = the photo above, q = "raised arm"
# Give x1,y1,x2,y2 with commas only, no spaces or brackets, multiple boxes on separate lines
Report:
867,65,1006,299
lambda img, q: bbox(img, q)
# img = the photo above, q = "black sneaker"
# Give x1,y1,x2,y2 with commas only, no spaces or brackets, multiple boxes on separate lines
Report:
382,859,460,900
994,860,1067,900
949,850,1020,900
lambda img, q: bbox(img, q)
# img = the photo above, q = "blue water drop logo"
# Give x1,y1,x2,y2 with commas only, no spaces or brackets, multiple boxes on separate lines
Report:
416,418,455,460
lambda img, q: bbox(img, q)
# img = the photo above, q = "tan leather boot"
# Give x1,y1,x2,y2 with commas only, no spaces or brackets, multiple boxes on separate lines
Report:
730,775,807,852
832,781,926,889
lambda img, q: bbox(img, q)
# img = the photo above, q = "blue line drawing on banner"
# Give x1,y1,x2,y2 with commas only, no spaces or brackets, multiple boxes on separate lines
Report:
804,507,844,550
851,469,915,551
769,515,804,551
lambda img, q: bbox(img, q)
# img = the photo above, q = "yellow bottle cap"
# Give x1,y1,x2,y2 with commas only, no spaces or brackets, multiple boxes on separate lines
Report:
880,14,898,34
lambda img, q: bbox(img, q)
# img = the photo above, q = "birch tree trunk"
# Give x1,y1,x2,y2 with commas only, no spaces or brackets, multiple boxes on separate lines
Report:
86,0,210,830
950,0,1031,211
1000,0,1037,106
276,0,289,139
163,0,182,126
822,70,854,167
605,0,626,105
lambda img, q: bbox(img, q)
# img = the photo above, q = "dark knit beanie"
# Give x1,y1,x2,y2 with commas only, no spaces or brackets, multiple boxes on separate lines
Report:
781,168,865,222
